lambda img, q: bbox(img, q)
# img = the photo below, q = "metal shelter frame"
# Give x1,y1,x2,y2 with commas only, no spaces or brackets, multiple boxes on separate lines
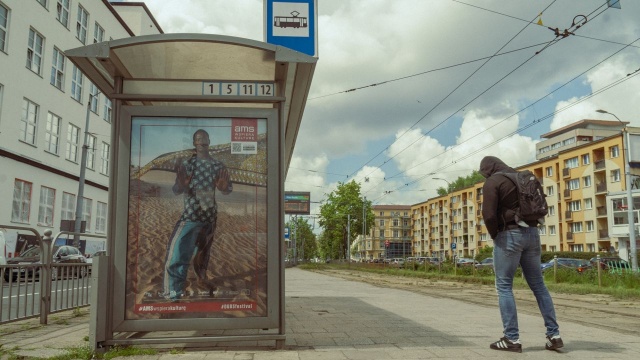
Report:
66,33,316,350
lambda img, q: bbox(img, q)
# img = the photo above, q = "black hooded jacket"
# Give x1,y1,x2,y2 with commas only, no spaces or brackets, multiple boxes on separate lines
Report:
479,156,520,239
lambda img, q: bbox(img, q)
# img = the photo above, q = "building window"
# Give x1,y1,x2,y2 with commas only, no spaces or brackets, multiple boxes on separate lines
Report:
610,145,620,158
571,222,583,233
103,98,112,123
564,157,579,169
611,169,621,182
37,0,48,8
548,205,555,216
379,219,385,226
71,65,83,101
76,5,88,44
27,28,45,75
393,219,399,227
45,112,61,154
586,220,594,232
50,47,65,89
546,166,553,177
582,153,590,165
86,134,96,169
568,179,580,190
562,137,576,146
538,226,546,235
585,198,593,209
549,225,556,235
546,186,554,196
20,98,39,145
12,179,32,223
551,142,561,150
94,22,104,43
569,200,581,212
393,230,399,238
89,83,99,113
583,175,592,187
0,3,8,52
38,186,55,226
66,124,80,162
379,229,384,238
100,142,110,175
56,0,70,27
96,201,107,233
82,198,92,232
61,192,75,220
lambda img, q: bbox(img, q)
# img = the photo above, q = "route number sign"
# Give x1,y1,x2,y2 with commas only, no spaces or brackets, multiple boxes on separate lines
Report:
202,81,276,97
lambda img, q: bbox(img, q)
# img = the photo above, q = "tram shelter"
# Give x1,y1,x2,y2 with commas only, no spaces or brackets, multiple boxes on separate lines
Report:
66,33,316,350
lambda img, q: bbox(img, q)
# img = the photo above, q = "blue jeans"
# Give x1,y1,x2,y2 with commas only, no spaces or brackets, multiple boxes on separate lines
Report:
493,227,559,340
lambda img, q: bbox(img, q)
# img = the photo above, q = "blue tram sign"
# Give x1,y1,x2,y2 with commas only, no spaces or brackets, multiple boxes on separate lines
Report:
265,0,317,57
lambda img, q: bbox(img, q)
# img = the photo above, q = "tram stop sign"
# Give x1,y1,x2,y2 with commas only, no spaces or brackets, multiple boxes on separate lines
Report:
451,243,457,250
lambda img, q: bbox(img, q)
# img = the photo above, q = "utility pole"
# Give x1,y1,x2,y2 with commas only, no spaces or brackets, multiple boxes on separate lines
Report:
73,93,97,247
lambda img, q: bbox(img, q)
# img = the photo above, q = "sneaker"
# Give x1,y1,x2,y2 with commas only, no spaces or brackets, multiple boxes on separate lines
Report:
545,335,563,350
490,337,522,353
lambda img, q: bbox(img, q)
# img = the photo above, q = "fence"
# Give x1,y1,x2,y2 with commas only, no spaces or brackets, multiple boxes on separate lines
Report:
1,226,105,324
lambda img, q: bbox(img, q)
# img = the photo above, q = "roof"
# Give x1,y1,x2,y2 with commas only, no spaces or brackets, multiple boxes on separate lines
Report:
540,119,627,139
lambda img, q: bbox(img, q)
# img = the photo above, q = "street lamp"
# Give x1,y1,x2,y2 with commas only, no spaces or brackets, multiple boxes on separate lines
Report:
596,109,638,272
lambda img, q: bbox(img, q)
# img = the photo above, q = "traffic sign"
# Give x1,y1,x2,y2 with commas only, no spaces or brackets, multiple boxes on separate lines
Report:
265,0,317,57
284,227,290,239
451,243,456,250
385,240,390,247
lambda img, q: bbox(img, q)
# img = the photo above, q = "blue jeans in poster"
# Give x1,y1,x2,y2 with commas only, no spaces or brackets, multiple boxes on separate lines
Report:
164,220,214,300
493,226,560,340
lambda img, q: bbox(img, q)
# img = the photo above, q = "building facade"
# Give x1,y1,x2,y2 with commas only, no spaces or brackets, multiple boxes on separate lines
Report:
361,205,411,261
411,119,640,261
0,0,161,254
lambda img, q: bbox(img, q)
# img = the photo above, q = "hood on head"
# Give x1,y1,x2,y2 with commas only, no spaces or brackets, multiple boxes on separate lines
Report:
479,156,513,178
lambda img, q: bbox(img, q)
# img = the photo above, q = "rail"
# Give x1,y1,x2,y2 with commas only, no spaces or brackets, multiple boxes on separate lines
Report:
1,226,106,325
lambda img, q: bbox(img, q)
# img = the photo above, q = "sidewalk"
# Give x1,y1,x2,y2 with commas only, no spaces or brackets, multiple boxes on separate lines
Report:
1,267,639,359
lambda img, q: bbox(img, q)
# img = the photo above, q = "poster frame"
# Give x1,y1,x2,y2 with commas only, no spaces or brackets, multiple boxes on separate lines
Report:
110,105,281,332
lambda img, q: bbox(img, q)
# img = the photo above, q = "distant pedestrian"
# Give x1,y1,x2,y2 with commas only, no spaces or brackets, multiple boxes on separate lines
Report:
479,156,562,353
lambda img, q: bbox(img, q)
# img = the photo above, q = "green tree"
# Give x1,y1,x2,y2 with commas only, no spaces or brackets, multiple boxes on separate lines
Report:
318,181,374,260
436,170,485,196
285,216,317,261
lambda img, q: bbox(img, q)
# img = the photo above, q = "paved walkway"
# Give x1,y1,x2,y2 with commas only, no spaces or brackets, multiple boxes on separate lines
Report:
1,267,639,359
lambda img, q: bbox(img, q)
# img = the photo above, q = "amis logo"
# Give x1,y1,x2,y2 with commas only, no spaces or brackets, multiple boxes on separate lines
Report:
231,118,257,142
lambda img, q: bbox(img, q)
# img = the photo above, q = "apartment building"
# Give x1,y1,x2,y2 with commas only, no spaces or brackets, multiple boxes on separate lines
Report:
412,119,640,261
361,205,411,260
0,0,161,252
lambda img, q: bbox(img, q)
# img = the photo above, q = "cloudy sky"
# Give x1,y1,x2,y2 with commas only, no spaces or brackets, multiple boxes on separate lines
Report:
120,0,640,214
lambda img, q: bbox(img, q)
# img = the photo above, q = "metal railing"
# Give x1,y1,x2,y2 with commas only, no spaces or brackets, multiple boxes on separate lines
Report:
1,227,105,325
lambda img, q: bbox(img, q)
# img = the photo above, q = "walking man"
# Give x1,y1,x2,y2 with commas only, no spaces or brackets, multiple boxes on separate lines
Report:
479,156,562,352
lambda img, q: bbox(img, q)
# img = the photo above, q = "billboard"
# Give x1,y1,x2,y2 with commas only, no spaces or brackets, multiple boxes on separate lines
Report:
284,191,310,215
123,112,271,321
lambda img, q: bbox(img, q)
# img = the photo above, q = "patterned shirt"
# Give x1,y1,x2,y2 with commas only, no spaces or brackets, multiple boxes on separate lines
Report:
173,155,232,222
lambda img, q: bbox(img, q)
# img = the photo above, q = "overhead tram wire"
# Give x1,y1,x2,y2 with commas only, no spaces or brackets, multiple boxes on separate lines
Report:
372,69,640,203
361,1,560,194
365,0,622,196
382,30,640,184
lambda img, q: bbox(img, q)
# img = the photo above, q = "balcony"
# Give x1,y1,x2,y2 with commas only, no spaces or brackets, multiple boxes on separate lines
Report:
594,159,606,171
566,232,574,242
599,229,609,239
597,206,607,217
565,210,572,220
563,168,570,177
564,189,571,199
596,182,607,193
476,224,482,231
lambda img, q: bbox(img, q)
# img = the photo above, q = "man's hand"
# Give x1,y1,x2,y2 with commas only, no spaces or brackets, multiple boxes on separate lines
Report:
177,164,192,187
216,168,231,192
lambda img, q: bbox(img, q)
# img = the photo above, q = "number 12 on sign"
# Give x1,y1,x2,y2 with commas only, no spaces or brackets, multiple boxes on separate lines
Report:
203,82,276,97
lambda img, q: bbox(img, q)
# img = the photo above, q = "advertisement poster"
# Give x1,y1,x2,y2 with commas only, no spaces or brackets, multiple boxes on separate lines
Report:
126,116,268,319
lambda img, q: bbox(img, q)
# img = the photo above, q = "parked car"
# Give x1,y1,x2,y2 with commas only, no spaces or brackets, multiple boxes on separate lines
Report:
456,258,478,266
390,258,405,268
475,258,494,269
541,258,591,273
3,245,87,282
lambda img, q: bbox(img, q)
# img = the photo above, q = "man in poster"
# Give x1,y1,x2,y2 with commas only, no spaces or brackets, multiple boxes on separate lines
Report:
164,129,233,301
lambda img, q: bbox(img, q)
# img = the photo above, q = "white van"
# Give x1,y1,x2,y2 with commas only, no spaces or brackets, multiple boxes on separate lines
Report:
0,230,18,266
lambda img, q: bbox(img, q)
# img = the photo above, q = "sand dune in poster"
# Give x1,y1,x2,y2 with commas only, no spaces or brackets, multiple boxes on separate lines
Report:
125,174,268,320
